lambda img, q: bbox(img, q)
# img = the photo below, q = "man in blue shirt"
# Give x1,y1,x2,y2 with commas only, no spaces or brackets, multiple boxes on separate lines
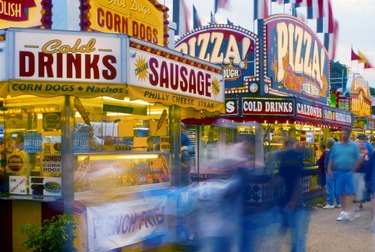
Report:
327,128,361,221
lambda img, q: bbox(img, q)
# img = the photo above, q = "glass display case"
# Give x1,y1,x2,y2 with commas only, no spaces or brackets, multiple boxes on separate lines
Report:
74,152,169,192
0,95,172,198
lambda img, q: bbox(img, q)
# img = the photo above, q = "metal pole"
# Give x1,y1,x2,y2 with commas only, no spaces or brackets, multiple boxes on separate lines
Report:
61,95,74,252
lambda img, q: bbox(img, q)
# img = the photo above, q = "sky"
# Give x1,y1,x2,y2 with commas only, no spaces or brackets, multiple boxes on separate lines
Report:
163,0,375,87
331,0,375,86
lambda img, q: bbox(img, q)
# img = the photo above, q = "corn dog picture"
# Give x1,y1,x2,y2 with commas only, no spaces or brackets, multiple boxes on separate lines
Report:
74,97,92,129
155,109,167,134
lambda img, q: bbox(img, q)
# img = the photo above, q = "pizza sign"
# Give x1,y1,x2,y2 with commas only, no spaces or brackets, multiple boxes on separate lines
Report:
264,15,329,104
175,25,259,91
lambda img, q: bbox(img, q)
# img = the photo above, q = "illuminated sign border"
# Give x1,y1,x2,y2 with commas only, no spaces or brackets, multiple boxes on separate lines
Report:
127,38,224,107
80,0,169,46
175,24,259,94
0,0,52,29
264,15,329,105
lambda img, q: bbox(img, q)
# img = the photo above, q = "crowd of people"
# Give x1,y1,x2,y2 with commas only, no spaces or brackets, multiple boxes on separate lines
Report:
317,129,375,228
174,132,311,252
171,127,375,252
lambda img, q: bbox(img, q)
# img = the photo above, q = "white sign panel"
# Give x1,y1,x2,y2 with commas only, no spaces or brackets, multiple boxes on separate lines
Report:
87,196,169,251
127,46,224,103
9,176,27,195
11,29,123,83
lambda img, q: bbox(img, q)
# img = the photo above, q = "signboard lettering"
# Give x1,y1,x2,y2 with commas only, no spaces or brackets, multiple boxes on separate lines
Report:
296,102,322,119
265,16,329,104
19,38,116,80
0,1,21,18
128,43,223,105
242,98,294,116
13,31,122,84
87,197,169,251
87,0,165,46
148,58,211,98
276,22,325,88
175,25,258,91
323,108,352,125
0,0,37,23
225,99,238,115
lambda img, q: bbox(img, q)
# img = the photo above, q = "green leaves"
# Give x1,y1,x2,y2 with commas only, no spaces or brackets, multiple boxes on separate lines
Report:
20,214,77,252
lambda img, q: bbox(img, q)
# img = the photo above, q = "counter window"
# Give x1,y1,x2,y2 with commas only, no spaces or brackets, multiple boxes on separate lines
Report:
73,97,171,193
0,95,171,198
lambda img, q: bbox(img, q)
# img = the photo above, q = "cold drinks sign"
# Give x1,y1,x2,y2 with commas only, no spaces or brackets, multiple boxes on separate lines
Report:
8,29,125,99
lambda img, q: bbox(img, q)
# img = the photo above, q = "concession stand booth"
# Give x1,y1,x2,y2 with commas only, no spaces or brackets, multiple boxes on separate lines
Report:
175,16,352,194
0,28,224,251
345,73,373,138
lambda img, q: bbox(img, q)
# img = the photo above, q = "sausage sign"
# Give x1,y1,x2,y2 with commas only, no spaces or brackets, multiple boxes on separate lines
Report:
127,38,224,112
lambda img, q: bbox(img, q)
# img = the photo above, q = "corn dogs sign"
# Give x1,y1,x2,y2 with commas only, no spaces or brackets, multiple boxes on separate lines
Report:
82,0,168,46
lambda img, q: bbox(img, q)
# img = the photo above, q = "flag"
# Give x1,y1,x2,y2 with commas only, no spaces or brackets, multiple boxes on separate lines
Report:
364,62,373,69
316,0,333,33
254,0,269,20
214,0,231,13
358,50,369,64
307,0,323,19
173,0,190,36
291,0,303,4
351,48,360,61
290,0,306,21
330,20,339,59
193,4,202,29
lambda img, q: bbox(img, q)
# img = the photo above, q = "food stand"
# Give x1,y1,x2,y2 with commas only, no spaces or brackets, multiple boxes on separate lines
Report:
346,73,373,139
0,28,224,251
175,17,353,194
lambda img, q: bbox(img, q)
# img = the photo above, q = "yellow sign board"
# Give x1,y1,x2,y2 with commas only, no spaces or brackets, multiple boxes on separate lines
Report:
8,80,126,100
0,1,46,29
127,84,225,113
86,0,167,46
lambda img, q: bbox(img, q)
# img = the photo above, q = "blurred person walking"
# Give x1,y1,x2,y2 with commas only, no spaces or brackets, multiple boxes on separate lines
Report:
274,137,310,252
223,135,280,252
365,144,375,232
327,128,361,221
323,138,341,209
353,135,370,212
181,123,192,186
316,142,328,205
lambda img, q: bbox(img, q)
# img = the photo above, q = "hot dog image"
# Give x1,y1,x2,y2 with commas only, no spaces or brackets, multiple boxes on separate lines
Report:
155,109,167,134
74,97,93,130
74,156,90,183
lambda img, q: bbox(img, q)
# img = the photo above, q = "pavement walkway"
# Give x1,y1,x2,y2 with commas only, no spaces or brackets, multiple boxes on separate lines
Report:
280,202,375,252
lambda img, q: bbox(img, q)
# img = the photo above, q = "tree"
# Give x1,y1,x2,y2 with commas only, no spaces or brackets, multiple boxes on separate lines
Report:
330,60,348,92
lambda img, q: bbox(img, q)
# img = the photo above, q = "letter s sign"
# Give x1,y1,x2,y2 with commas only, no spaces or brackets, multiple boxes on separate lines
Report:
225,99,238,115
